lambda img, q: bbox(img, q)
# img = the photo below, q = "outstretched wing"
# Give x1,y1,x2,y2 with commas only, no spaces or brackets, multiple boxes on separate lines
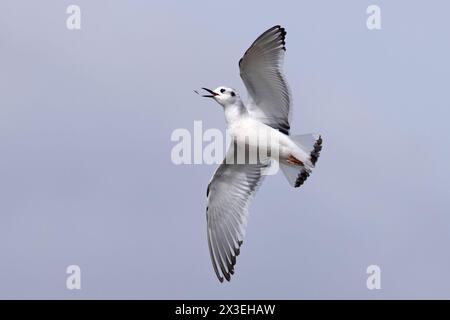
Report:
239,25,292,135
206,148,269,282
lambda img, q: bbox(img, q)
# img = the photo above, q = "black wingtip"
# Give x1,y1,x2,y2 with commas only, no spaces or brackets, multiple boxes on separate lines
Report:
294,136,323,188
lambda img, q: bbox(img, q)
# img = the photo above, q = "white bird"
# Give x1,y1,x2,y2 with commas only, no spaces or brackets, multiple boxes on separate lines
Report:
200,25,322,282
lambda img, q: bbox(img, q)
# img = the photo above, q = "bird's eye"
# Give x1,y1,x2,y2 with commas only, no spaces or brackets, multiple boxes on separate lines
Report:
230,91,235,97
220,89,226,93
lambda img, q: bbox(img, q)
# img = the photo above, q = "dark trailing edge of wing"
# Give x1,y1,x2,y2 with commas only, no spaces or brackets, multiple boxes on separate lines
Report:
279,122,290,135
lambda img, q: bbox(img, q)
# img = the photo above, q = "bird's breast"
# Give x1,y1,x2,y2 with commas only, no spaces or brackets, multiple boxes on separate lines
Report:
228,119,290,161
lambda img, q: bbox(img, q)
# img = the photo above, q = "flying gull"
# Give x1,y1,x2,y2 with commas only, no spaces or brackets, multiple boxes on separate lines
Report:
199,25,322,282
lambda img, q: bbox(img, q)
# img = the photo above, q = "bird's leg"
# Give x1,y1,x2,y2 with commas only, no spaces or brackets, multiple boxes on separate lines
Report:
287,154,304,166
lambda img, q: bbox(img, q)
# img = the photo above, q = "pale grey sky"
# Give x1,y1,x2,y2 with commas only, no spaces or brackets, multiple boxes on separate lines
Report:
0,0,450,299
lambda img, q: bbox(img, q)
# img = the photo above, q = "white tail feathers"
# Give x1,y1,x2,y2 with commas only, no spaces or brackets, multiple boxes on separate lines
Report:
290,134,322,166
280,134,322,188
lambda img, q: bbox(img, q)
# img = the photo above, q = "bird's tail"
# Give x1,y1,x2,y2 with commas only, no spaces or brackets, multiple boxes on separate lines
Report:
280,134,322,188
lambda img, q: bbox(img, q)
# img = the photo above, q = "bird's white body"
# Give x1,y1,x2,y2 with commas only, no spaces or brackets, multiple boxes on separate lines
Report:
225,103,312,168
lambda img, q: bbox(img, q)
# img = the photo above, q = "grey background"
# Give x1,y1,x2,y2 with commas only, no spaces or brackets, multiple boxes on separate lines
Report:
1,0,449,299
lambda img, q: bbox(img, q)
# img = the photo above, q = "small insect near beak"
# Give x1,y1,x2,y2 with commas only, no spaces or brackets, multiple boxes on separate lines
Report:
201,87,219,98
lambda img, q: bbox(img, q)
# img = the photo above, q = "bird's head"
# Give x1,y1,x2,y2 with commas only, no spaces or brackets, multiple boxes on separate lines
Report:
200,86,240,106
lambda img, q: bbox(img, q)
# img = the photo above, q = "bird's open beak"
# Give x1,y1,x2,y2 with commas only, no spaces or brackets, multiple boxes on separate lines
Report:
201,87,219,98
